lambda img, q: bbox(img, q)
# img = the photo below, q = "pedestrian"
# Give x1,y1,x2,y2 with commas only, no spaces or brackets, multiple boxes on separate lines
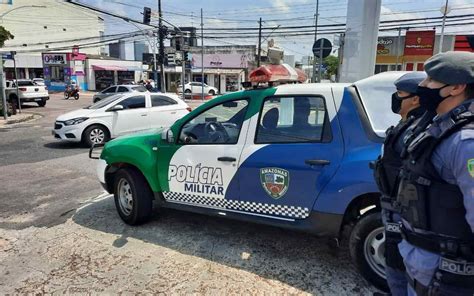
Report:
373,72,430,296
397,51,474,295
145,80,153,91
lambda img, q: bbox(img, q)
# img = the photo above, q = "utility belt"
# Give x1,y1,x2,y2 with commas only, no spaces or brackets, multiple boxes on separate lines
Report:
401,227,474,260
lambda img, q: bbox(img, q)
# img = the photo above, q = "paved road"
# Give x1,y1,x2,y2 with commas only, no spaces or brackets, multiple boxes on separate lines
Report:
0,93,376,294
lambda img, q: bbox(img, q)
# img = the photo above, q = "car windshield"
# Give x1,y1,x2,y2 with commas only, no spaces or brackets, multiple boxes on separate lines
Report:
84,94,123,109
354,72,406,137
131,86,147,92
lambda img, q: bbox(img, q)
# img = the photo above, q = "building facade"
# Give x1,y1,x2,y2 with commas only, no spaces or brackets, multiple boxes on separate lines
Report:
1,0,105,80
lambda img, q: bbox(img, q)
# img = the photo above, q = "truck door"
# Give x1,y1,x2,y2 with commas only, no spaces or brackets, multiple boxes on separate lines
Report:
162,98,250,206
237,91,344,220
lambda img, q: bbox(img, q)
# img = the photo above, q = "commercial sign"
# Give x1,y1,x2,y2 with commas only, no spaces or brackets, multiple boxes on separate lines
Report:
192,53,254,68
404,30,435,56
43,54,67,65
377,37,396,55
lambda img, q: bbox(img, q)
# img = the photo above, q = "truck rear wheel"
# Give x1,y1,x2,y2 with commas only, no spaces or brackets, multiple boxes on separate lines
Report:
349,211,389,292
113,168,153,225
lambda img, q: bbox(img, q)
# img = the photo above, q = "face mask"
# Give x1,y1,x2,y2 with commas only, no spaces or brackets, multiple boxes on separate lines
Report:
417,84,451,112
391,92,415,114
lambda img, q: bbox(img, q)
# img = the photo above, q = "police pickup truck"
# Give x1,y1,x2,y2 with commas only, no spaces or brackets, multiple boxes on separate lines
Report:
93,72,404,290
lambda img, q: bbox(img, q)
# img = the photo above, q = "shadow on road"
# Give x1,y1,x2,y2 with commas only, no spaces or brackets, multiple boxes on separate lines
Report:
44,142,87,150
72,195,371,294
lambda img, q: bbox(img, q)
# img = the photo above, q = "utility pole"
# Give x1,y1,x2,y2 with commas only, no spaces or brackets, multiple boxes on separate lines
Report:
12,51,21,113
439,0,449,53
257,18,262,67
395,27,402,70
158,0,166,92
312,0,319,83
201,8,204,101
0,55,7,120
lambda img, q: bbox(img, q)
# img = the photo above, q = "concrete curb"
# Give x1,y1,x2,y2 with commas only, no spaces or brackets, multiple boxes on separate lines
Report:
0,112,41,127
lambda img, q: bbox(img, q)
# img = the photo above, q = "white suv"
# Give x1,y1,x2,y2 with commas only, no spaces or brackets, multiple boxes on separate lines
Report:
52,92,191,146
180,82,218,95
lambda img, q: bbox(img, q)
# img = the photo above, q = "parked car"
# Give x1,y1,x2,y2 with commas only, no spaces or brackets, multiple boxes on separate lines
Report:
53,92,191,147
92,72,406,291
179,82,218,95
6,79,49,107
93,85,148,103
32,78,45,86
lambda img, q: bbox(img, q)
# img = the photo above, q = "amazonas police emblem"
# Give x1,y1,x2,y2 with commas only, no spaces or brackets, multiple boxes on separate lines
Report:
260,167,289,199
468,159,474,178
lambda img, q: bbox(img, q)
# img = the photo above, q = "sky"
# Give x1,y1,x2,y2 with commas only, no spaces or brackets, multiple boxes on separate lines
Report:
79,0,474,61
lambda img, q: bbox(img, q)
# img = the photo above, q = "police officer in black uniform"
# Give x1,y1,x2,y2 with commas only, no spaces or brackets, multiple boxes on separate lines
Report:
396,51,474,295
373,72,431,296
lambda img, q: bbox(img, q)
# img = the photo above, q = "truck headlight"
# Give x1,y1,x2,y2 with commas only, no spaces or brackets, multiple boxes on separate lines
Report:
64,117,89,125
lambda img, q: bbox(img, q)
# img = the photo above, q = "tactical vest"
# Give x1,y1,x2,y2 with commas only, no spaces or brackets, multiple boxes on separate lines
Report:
397,101,474,260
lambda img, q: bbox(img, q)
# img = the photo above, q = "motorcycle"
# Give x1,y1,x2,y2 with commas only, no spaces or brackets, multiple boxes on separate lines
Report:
64,85,80,100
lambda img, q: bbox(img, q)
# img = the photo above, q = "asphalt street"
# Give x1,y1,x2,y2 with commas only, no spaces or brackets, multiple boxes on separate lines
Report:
0,93,375,294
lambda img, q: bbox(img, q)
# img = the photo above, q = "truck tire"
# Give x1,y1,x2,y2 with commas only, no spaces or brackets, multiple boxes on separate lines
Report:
37,99,46,107
82,124,110,147
349,211,389,292
113,168,153,225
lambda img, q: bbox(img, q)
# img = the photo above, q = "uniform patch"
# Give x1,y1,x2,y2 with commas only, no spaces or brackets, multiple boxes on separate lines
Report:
260,167,289,199
468,159,474,178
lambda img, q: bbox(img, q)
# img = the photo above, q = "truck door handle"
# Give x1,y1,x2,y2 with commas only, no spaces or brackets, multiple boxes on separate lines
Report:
305,159,330,166
218,157,236,162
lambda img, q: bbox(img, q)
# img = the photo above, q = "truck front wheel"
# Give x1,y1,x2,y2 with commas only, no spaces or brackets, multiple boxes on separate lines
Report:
349,211,389,292
113,168,153,225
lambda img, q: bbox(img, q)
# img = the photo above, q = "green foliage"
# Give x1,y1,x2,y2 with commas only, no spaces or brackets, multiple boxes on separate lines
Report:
0,26,14,48
323,55,339,78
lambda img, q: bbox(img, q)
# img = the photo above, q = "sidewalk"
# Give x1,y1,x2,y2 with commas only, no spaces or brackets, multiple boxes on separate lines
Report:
0,112,35,127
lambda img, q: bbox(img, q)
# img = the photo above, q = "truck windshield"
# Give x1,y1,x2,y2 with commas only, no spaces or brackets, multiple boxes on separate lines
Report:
354,73,404,137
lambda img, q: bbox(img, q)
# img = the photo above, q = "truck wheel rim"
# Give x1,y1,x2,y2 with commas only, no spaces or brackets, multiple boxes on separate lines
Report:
364,226,386,279
118,179,133,216
90,129,105,144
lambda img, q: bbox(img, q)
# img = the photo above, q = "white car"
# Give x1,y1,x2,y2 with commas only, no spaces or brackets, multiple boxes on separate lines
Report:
32,78,45,86
179,82,218,95
52,92,191,146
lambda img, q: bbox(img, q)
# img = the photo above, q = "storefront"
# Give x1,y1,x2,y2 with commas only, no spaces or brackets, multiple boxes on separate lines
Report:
42,51,87,91
191,53,251,94
85,57,144,91
4,54,44,80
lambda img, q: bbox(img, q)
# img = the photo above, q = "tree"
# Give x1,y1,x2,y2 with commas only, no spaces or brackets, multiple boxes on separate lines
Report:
0,26,14,48
323,55,339,79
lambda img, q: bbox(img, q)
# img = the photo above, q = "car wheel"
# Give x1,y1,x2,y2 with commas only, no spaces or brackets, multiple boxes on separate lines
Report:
83,125,110,147
208,89,215,96
113,168,153,225
349,211,389,292
37,99,46,107
184,89,192,94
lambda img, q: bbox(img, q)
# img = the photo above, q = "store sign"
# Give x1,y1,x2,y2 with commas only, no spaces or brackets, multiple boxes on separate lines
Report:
404,30,435,56
377,37,396,55
43,54,66,65
192,53,254,68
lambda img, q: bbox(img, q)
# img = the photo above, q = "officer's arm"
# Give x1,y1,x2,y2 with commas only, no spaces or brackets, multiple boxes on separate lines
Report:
451,134,474,231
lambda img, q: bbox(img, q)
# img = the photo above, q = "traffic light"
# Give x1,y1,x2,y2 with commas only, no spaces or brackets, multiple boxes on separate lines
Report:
143,7,151,24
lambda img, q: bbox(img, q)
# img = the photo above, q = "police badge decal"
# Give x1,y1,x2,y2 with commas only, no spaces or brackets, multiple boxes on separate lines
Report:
260,167,290,199
468,159,474,178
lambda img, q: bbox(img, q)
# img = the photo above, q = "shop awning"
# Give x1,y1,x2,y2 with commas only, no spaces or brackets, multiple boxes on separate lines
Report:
92,65,127,71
